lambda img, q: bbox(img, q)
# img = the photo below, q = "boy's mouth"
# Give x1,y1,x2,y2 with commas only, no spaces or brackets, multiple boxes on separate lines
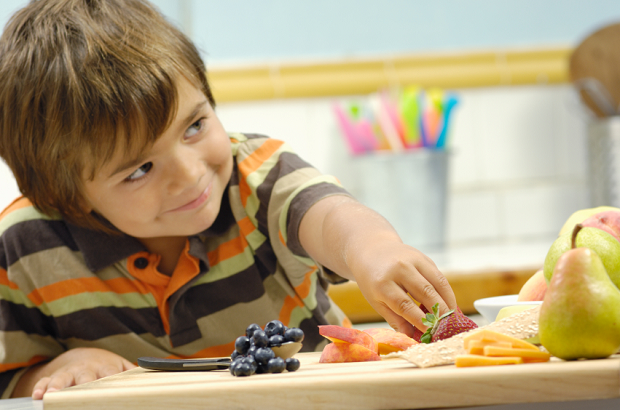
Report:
168,184,212,213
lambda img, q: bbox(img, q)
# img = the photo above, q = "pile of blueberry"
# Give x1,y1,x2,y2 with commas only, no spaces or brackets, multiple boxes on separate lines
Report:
229,320,304,377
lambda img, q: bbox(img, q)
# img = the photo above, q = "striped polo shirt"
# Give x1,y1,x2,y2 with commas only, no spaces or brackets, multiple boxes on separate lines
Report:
0,133,351,398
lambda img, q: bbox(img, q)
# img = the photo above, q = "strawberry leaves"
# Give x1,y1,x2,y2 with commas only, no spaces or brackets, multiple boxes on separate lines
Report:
419,303,454,344
417,303,478,344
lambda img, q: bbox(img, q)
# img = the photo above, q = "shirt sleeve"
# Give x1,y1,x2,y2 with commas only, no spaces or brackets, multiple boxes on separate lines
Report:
0,220,66,398
232,133,352,284
0,277,66,398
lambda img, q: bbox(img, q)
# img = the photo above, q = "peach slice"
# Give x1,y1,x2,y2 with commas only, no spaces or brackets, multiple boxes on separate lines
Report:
319,341,381,363
362,328,418,354
318,325,378,353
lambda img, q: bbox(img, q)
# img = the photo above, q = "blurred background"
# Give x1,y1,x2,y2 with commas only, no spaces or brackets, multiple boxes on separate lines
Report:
2,0,620,317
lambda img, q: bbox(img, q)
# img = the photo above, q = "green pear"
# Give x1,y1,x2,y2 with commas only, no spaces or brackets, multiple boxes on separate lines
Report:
543,225,620,289
539,225,620,360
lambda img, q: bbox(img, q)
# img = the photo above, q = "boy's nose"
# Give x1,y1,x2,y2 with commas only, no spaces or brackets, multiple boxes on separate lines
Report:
166,149,203,194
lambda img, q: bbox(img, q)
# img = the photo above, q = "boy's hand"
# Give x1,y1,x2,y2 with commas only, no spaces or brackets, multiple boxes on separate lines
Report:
349,240,456,337
299,196,457,337
14,347,135,400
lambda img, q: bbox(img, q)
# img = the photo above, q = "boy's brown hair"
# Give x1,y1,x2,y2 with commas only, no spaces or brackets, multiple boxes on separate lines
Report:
0,0,215,231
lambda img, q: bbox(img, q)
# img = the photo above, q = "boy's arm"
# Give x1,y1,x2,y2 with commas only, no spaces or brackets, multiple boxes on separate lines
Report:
298,195,457,337
12,348,135,400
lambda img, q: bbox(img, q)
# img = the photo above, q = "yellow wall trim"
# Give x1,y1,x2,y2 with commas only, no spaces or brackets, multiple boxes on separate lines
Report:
209,48,572,103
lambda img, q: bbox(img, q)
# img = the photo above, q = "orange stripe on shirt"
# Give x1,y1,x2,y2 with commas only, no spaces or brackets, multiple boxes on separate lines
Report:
238,177,252,208
237,216,256,238
278,268,316,325
278,294,305,326
279,230,286,246
238,138,284,176
237,139,284,206
294,268,316,300
0,268,19,290
0,196,32,221
207,234,249,267
0,355,48,373
26,276,150,306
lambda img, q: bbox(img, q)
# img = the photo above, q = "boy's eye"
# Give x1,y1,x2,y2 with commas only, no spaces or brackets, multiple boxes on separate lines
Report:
126,162,153,181
185,118,205,138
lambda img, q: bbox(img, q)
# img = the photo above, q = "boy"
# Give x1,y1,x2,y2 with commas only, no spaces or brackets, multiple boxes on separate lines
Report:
0,0,456,400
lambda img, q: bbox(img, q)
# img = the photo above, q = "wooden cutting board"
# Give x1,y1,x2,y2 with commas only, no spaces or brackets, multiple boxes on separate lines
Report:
43,352,620,410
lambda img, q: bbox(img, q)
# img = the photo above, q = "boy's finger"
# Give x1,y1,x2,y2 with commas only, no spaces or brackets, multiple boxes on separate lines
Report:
99,364,125,378
410,260,457,312
40,372,75,397
122,358,137,371
75,369,98,385
399,270,453,318
32,377,51,400
375,288,428,334
371,302,419,338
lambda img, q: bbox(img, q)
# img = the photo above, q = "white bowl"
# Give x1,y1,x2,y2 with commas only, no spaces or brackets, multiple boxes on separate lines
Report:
473,295,542,323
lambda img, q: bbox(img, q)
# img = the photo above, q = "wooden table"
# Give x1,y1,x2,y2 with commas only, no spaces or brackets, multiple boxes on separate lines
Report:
43,352,620,410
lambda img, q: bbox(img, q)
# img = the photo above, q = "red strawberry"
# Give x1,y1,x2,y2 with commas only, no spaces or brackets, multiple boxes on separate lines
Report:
418,303,478,343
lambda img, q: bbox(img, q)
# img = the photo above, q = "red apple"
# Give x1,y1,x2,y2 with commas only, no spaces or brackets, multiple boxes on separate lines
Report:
581,211,620,243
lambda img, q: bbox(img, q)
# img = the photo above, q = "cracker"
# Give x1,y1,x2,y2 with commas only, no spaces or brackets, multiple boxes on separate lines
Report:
394,305,541,368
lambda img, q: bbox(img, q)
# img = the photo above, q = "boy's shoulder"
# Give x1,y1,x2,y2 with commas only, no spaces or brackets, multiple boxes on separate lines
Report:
229,132,270,151
228,132,294,160
0,197,60,236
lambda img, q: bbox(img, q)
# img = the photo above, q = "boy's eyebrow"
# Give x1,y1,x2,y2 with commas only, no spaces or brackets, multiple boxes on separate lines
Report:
108,100,209,178
180,100,208,130
109,154,149,178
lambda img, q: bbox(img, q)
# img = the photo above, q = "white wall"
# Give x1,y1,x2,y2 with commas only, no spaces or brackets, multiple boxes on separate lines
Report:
214,84,591,251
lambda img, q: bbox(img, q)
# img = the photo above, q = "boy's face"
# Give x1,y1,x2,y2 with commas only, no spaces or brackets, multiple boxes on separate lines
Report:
83,76,233,239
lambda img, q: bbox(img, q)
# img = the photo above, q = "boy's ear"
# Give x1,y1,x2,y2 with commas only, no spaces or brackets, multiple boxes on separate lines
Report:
78,197,94,214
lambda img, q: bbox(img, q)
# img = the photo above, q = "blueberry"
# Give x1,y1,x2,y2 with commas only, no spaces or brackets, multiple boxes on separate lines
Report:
267,357,286,373
254,347,275,365
268,334,285,346
246,345,258,358
265,320,286,337
233,362,253,377
241,356,258,373
245,323,261,339
284,327,304,343
255,362,268,374
235,336,251,355
251,329,269,348
229,358,242,375
285,357,300,372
